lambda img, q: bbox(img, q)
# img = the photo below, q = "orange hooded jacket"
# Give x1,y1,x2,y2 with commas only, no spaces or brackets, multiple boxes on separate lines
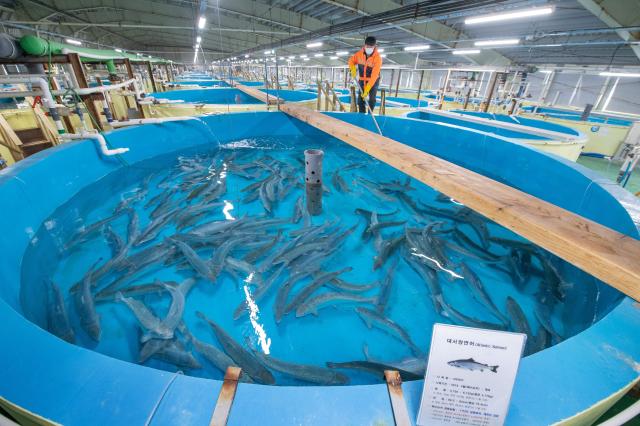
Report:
348,47,382,88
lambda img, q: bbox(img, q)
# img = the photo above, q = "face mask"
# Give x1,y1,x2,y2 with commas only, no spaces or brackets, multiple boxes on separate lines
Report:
365,47,374,55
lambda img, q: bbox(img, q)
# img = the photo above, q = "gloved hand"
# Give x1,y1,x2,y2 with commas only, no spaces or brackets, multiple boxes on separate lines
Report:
362,84,371,98
349,64,357,79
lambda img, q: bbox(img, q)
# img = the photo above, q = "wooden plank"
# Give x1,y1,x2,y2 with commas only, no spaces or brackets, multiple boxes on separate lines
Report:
384,370,411,426
234,83,282,105
279,103,640,301
209,367,241,426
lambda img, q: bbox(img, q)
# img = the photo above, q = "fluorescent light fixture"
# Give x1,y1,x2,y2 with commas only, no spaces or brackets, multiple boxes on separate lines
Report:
279,56,285,60
136,52,142,56
244,54,249,58
380,54,387,58
196,36,202,43
288,55,295,59
303,58,310,61
198,16,206,29
475,38,519,47
329,56,338,60
65,38,82,46
377,48,384,53
539,70,553,74
336,51,348,56
299,54,308,58
404,44,430,52
465,7,553,25
115,48,123,53
600,71,640,78
306,42,323,48
452,49,481,55
264,49,273,55
314,53,324,57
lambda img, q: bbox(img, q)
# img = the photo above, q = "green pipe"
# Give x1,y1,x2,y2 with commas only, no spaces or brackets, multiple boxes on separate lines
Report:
19,35,170,64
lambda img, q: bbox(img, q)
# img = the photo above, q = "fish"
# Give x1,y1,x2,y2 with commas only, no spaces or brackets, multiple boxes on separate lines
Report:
291,196,304,224
327,277,380,293
363,345,425,376
375,256,399,314
373,235,405,270
104,225,125,258
326,361,422,381
63,210,124,251
331,170,350,193
296,292,377,317
233,264,286,320
47,281,75,343
357,307,423,356
169,238,217,281
134,210,177,246
284,267,353,315
438,295,505,331
210,236,253,279
460,262,509,326
196,311,275,384
127,209,140,245
530,328,550,354
74,259,102,341
534,303,563,343
243,231,281,264
116,289,174,341
178,323,237,375
506,297,534,355
448,358,498,373
149,339,202,370
253,351,350,385
364,220,406,237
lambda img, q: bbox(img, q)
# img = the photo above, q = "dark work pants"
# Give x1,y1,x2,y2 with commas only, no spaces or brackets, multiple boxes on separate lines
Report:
358,80,379,113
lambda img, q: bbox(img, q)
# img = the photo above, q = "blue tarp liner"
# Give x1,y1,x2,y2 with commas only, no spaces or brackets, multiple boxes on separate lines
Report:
147,88,263,104
520,106,635,126
0,112,638,425
259,89,317,102
406,110,552,140
169,80,230,87
452,110,582,136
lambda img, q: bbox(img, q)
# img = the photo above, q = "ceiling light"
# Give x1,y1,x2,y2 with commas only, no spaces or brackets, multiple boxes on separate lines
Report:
539,70,553,74
196,36,202,43
279,56,285,60
377,48,384,53
329,56,338,60
600,71,640,78
380,54,387,58
115,48,123,53
306,42,323,48
452,49,481,55
288,55,295,59
198,16,206,29
303,58,310,61
65,38,82,46
244,54,249,58
404,44,430,52
475,38,519,47
314,53,323,57
465,7,553,25
336,51,348,56
264,49,273,55
299,54,308,58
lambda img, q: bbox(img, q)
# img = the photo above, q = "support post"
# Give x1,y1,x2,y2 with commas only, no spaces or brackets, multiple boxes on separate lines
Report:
395,69,401,97
482,72,499,113
416,70,425,106
209,367,241,426
380,89,386,115
124,59,145,118
68,53,103,131
384,371,411,426
146,61,158,93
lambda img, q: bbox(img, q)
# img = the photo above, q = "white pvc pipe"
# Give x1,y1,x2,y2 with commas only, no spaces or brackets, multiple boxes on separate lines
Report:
61,131,129,156
51,78,136,96
0,75,55,108
598,399,640,426
109,116,196,128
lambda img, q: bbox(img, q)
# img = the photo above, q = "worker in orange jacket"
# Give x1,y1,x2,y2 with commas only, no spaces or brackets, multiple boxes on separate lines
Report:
348,36,382,113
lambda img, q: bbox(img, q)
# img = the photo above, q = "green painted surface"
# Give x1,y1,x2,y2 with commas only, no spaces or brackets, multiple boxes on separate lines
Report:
577,156,640,196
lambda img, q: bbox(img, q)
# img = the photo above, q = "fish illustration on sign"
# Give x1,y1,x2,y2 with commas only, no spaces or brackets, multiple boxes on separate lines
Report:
447,358,499,373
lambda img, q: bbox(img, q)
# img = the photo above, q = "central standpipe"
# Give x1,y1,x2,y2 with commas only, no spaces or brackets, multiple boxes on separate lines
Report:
304,149,324,215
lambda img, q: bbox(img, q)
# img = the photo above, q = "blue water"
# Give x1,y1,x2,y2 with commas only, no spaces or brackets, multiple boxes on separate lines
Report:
520,106,634,126
149,88,263,104
20,134,620,385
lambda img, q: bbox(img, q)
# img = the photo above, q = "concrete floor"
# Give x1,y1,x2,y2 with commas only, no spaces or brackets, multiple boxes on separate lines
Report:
577,156,640,196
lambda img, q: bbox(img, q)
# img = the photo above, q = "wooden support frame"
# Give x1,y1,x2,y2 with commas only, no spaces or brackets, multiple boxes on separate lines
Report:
146,61,158,93
67,53,104,131
279,103,640,301
209,367,241,426
395,69,402,97
234,83,282,105
380,89,387,115
384,370,411,426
